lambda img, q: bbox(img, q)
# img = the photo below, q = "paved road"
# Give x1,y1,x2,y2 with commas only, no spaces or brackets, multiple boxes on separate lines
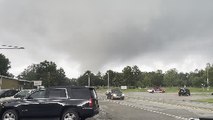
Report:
88,92,213,120
89,100,190,120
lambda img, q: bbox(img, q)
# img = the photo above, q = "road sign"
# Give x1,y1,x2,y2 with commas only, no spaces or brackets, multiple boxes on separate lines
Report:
121,86,127,90
34,81,42,86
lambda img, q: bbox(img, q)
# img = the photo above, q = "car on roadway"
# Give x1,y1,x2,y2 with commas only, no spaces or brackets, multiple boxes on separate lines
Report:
178,88,190,96
147,87,165,93
0,86,99,120
0,89,19,98
106,88,125,100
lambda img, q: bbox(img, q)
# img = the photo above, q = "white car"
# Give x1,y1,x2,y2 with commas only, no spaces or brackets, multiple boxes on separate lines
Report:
147,88,165,93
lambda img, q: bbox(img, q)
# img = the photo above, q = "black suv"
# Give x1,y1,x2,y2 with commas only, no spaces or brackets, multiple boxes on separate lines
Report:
178,88,190,96
0,86,99,120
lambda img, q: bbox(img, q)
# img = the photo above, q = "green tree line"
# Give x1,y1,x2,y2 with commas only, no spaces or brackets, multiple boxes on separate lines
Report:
1,53,212,88
77,65,213,88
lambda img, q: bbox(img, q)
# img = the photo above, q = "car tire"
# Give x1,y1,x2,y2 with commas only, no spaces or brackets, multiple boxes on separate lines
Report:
111,96,114,100
61,109,79,120
2,109,18,120
106,96,110,99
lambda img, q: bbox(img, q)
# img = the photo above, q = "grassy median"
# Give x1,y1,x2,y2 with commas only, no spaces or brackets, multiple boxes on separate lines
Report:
194,99,213,103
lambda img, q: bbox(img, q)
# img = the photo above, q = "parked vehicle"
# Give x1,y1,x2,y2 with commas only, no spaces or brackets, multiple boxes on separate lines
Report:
0,86,99,120
14,89,35,98
0,89,19,98
178,88,190,96
147,87,165,93
0,89,36,102
106,88,125,100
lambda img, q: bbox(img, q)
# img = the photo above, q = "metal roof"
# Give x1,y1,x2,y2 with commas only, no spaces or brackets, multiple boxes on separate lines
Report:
0,75,33,83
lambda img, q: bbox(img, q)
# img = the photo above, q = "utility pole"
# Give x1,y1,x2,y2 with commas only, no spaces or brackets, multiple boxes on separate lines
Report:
0,75,2,89
206,63,210,91
86,73,90,86
107,72,110,89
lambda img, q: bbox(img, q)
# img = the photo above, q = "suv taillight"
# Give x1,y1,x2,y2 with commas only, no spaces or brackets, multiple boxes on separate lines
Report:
89,98,93,107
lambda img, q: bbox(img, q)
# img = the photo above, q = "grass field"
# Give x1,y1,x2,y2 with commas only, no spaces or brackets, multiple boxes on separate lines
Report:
97,87,213,93
194,99,213,103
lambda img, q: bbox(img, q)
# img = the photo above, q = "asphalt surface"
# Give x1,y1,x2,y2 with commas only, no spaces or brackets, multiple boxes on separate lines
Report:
87,92,213,120
89,100,187,120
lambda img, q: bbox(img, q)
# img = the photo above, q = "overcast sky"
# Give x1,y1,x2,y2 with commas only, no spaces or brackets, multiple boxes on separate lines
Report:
0,0,213,78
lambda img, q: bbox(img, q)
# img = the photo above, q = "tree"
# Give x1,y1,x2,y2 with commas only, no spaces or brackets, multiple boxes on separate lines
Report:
143,72,152,87
188,69,206,87
17,64,38,80
152,70,164,87
18,60,67,87
142,71,163,87
178,72,188,87
0,53,11,76
206,63,213,87
122,66,133,87
163,69,179,87
132,65,142,87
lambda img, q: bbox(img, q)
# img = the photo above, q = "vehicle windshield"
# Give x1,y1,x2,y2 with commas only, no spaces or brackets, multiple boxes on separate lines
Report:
0,90,6,95
111,89,122,94
14,90,31,98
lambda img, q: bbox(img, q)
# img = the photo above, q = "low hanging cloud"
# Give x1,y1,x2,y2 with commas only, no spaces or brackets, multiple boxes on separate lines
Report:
0,0,213,77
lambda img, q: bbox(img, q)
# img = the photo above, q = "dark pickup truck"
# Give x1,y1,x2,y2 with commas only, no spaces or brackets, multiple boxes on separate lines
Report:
0,86,99,120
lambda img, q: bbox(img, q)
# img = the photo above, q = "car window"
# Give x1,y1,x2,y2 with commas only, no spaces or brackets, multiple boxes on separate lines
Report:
14,90,30,98
4,90,13,97
69,88,91,99
10,90,18,96
29,90,45,99
0,90,6,95
47,89,67,98
90,89,97,99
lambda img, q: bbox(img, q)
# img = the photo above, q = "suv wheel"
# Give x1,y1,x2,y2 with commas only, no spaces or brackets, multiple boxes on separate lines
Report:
2,109,18,120
61,109,79,120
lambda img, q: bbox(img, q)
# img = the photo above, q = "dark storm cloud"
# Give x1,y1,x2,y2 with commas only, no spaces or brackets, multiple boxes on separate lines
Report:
0,0,213,77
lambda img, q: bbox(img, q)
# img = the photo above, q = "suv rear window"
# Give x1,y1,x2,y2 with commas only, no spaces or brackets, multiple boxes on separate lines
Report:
90,89,97,99
69,88,91,99
47,89,67,98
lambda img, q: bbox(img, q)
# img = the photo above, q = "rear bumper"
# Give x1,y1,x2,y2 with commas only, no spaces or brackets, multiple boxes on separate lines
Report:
112,96,124,99
79,107,99,118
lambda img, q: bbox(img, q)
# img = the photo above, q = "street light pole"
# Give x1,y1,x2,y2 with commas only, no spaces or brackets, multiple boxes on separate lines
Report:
207,67,209,91
107,72,109,89
206,63,210,91
0,75,2,89
86,73,90,86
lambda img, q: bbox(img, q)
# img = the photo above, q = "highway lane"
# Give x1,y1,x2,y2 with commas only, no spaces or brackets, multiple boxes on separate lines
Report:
87,91,213,120
88,100,197,120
